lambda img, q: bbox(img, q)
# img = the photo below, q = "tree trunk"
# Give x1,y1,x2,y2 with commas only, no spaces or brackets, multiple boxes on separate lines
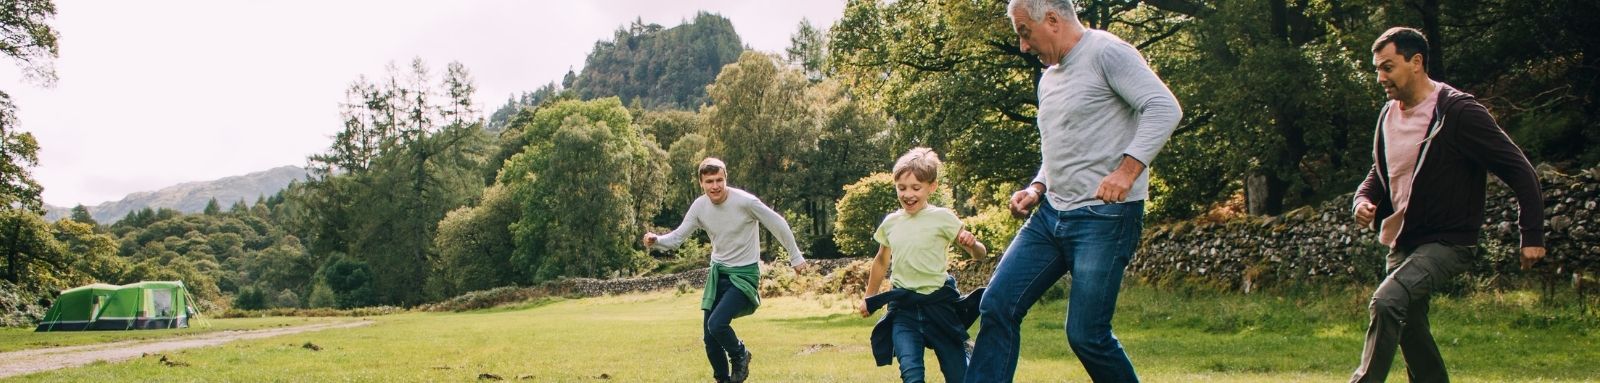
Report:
1418,0,1445,78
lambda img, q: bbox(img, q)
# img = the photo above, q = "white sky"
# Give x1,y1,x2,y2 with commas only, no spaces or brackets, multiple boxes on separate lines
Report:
1,0,846,207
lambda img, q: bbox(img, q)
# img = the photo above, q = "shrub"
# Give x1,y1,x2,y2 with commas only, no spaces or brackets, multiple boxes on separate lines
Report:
833,173,950,257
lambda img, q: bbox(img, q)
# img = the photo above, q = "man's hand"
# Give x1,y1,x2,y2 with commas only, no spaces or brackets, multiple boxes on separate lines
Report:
1520,246,1546,270
1354,200,1376,227
642,232,659,247
1009,187,1041,219
858,300,871,318
792,260,810,274
1096,156,1144,203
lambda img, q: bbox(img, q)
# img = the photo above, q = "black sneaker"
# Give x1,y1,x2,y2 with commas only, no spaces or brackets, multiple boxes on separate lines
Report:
730,349,752,383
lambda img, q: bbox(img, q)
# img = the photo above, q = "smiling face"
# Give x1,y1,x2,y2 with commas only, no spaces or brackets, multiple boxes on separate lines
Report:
700,169,728,204
894,171,936,215
1373,43,1424,103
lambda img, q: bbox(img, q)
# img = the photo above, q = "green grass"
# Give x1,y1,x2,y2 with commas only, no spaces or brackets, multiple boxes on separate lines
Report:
5,285,1597,382
0,316,349,353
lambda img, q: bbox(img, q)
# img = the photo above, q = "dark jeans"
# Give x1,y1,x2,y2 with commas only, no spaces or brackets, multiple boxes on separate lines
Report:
704,276,752,381
891,303,970,383
967,200,1145,383
1351,243,1472,383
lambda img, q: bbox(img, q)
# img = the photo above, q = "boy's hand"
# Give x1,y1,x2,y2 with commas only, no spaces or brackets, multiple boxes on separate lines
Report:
858,300,871,317
642,232,658,247
792,261,810,274
956,230,978,249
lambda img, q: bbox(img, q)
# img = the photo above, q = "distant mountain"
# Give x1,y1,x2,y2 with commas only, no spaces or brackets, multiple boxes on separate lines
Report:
43,166,311,224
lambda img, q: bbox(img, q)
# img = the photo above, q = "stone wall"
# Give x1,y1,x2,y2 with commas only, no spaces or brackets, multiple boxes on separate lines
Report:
1129,165,1600,291
549,258,860,297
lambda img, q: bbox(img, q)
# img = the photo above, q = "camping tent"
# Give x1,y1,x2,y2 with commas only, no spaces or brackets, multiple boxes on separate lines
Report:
34,281,197,332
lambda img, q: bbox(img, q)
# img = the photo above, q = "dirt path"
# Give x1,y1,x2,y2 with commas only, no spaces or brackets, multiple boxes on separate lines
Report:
0,320,375,378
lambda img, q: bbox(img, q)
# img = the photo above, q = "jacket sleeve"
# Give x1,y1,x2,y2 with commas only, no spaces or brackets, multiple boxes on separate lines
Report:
1353,164,1383,229
1455,102,1545,248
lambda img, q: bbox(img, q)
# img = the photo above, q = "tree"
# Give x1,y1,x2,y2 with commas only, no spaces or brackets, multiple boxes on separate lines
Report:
828,0,1070,211
701,52,818,215
431,184,520,297
298,58,491,305
0,209,64,285
501,98,666,281
203,198,221,215
52,219,124,284
786,18,830,82
0,1,60,214
68,205,96,226
572,12,744,109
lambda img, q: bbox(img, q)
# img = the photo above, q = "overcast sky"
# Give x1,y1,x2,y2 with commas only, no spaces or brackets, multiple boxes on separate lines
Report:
0,0,846,207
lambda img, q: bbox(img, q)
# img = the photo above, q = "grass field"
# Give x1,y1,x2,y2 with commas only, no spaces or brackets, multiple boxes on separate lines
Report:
4,284,1596,382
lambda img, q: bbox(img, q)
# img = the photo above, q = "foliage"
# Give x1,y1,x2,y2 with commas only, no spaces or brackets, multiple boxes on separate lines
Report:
299,58,492,306
501,98,667,281
831,172,951,257
701,52,818,214
431,184,520,297
572,13,744,110
828,0,1043,200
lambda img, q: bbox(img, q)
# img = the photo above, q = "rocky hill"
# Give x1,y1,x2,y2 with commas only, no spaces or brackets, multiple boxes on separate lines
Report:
43,165,310,223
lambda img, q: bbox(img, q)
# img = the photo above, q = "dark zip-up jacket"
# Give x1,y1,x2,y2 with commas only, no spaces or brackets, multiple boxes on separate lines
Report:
864,276,983,367
1354,83,1544,249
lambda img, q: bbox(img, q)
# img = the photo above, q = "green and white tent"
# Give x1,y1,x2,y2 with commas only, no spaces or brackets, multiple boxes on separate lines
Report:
35,281,198,332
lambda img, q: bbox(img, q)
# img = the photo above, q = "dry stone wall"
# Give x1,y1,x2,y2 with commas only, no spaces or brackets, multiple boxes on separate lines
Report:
551,258,859,297
1129,165,1600,291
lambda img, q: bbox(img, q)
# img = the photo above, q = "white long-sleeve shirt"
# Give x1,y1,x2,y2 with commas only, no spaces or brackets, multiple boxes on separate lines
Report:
652,187,806,267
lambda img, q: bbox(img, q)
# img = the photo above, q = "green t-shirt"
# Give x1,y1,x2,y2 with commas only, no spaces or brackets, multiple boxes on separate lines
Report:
874,205,963,294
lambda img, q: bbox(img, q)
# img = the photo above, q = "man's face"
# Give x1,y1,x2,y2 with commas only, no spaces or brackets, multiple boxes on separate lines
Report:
700,170,728,204
1372,43,1423,101
1011,6,1062,65
894,172,936,215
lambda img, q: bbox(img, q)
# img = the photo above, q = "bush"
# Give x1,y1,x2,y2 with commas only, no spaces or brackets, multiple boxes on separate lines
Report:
833,173,950,257
0,281,48,327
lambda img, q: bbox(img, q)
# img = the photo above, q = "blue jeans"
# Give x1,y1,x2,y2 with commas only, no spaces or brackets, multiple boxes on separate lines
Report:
966,200,1145,383
704,276,751,381
892,303,970,383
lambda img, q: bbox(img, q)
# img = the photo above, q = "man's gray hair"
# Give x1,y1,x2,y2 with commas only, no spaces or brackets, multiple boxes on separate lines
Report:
1008,0,1079,23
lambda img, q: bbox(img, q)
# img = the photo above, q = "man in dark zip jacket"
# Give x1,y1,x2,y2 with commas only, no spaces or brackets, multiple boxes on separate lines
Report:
1349,27,1547,383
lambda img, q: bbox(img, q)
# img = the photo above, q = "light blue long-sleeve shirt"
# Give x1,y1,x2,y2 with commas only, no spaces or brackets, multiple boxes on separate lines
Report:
1030,29,1182,212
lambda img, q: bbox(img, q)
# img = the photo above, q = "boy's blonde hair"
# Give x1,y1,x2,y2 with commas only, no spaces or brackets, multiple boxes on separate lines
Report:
892,147,941,184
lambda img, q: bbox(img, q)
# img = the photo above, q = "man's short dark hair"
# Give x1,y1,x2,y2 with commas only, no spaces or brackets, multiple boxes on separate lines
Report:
1372,27,1429,70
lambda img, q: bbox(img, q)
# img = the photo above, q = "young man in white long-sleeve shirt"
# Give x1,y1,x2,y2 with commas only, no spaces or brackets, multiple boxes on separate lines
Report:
643,157,808,383
967,0,1182,381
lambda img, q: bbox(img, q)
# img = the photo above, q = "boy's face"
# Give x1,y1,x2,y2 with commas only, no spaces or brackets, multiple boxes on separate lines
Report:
700,170,728,204
894,172,936,215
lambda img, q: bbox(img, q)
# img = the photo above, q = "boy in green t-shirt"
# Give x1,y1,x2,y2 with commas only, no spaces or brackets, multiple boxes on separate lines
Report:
859,147,988,383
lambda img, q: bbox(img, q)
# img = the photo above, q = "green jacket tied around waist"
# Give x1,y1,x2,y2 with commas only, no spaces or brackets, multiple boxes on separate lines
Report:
703,262,761,318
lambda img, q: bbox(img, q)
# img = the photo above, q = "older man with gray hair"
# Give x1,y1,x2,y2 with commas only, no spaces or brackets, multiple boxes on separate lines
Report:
968,0,1181,381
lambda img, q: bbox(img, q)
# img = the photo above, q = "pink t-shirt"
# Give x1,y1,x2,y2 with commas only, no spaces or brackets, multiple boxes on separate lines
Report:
1378,81,1440,247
